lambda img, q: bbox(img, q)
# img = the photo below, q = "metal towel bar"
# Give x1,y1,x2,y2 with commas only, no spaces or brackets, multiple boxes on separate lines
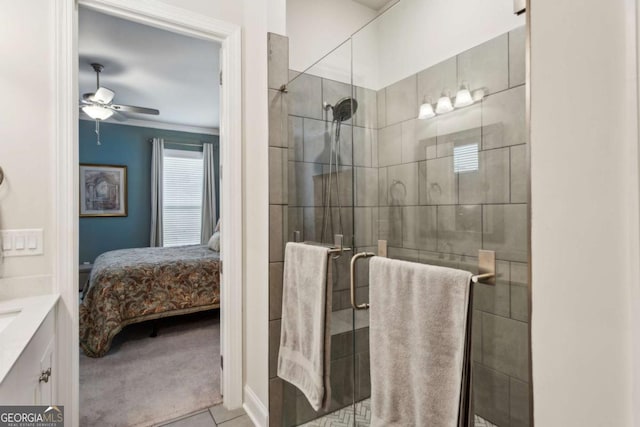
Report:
349,246,496,310
471,273,495,283
292,232,352,257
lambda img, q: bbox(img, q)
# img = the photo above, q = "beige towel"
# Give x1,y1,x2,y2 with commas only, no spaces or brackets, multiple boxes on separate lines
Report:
369,257,473,427
277,242,333,411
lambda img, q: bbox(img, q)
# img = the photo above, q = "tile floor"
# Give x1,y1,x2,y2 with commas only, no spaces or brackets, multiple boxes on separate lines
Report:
159,404,253,427
159,400,497,427
300,398,498,427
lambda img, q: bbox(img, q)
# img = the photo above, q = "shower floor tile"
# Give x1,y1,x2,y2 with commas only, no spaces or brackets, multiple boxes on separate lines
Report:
301,399,370,427
301,398,497,427
474,416,498,427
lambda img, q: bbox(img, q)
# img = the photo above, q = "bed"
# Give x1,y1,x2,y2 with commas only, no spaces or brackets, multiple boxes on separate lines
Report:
79,244,221,357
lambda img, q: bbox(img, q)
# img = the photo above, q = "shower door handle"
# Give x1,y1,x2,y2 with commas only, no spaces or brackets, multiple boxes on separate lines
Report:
350,252,374,310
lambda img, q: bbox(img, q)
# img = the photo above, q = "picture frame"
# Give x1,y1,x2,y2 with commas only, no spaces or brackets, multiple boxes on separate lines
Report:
80,164,128,217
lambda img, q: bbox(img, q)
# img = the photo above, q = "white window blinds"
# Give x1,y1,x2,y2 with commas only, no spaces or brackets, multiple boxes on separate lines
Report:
162,148,204,247
453,143,479,173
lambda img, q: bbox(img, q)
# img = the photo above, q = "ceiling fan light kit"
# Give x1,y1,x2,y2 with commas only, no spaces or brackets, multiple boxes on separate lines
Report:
80,63,160,145
82,104,114,120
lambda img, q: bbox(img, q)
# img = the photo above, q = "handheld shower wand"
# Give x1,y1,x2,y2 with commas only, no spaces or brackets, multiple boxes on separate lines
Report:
320,97,358,244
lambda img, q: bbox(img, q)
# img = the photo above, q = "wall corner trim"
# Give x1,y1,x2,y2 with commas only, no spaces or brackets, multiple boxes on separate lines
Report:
243,385,269,427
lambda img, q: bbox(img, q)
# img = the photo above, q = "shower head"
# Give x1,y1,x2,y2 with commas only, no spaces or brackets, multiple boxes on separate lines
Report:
330,97,358,122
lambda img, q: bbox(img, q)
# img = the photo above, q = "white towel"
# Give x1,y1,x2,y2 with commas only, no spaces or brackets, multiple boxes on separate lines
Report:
278,242,333,411
369,256,473,427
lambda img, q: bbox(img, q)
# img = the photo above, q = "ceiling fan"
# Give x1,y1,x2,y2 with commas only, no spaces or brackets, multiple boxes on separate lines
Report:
81,62,160,120
80,63,160,144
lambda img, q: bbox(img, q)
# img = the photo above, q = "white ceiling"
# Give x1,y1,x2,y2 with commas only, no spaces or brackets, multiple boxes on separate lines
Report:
352,0,396,11
78,8,220,131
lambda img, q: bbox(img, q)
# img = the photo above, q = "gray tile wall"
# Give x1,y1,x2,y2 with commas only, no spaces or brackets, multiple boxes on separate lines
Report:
285,63,378,316
268,33,298,427
375,28,529,427
268,32,378,426
268,27,529,427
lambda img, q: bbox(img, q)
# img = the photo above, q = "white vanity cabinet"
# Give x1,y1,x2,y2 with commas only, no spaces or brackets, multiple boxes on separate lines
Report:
0,308,56,405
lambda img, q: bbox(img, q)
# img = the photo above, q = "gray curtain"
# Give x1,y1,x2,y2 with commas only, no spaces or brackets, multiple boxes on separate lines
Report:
150,138,164,247
201,143,217,244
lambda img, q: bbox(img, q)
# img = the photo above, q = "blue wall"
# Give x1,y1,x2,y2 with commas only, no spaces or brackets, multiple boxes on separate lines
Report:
79,120,219,263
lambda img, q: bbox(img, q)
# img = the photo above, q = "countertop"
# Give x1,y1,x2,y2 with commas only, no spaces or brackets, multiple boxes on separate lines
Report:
0,294,59,384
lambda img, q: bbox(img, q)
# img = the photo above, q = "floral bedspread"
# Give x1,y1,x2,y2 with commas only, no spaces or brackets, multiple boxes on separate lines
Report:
80,245,221,357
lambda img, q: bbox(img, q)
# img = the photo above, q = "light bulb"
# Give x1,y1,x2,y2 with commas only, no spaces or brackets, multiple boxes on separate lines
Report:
418,102,435,119
82,105,114,121
454,88,473,108
435,96,453,114
472,89,485,102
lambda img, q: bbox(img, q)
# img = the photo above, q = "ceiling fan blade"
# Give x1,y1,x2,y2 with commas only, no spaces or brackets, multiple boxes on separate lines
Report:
93,87,115,104
110,104,159,115
111,111,127,122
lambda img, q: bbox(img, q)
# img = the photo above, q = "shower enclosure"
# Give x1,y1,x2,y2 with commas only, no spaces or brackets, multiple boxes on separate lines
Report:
268,1,530,425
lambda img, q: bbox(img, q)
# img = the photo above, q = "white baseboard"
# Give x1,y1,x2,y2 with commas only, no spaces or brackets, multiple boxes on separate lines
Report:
243,385,269,427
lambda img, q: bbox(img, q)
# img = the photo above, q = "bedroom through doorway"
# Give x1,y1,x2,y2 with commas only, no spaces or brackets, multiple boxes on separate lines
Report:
76,7,224,426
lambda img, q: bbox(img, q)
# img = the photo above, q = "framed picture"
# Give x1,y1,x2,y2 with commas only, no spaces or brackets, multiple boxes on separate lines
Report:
80,164,128,217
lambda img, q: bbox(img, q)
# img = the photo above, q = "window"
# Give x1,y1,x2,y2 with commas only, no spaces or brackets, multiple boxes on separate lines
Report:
453,143,479,173
162,149,204,247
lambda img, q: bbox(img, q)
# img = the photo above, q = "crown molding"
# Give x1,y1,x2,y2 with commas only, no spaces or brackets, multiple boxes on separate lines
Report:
79,116,219,136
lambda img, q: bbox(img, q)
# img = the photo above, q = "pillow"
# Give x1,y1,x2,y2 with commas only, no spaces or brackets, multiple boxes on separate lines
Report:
214,218,221,232
208,231,220,252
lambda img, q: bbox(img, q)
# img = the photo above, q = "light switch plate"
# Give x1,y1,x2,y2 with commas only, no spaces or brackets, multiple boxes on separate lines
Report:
1,229,44,257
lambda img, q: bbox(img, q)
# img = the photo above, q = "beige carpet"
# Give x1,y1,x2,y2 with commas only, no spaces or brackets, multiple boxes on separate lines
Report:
80,311,222,427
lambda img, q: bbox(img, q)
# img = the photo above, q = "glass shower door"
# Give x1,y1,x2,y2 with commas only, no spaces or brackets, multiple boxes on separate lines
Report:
350,1,531,425
285,38,360,426
277,1,530,425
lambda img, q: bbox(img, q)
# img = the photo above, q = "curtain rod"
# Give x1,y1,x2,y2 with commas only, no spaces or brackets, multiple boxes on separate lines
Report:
147,138,214,147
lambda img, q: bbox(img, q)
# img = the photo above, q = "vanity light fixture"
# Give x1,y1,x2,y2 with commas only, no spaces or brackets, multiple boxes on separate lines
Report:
454,86,474,108
472,88,485,102
418,86,485,120
435,94,454,114
418,101,435,120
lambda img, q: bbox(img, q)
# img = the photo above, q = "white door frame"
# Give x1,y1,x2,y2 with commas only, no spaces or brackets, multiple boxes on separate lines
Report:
53,1,243,425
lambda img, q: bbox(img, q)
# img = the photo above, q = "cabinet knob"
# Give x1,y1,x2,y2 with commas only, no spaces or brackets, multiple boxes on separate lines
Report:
39,368,52,383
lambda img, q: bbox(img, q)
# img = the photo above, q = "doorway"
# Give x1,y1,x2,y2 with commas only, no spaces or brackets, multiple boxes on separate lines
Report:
77,9,223,424
53,1,243,425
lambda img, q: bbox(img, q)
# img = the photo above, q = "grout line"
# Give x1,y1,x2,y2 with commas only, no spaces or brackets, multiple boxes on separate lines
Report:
507,369,512,423
509,262,515,320
213,412,246,426
478,306,484,364
507,31,512,89
157,408,216,427
509,146,512,204
480,203,485,251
